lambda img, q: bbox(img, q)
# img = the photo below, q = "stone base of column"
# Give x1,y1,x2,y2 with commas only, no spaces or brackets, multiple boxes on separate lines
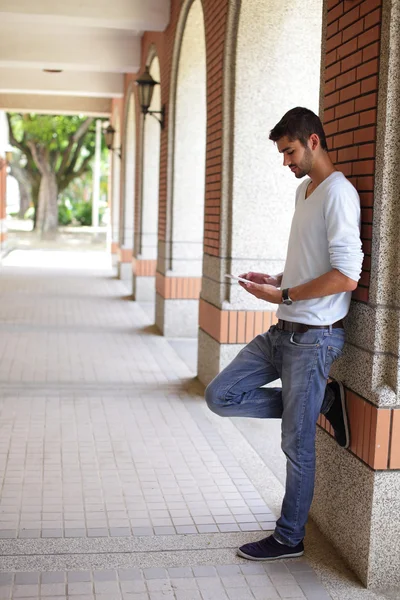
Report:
117,261,132,284
313,388,400,590
155,294,199,337
132,258,156,302
198,329,243,385
155,273,202,338
133,276,156,302
117,248,133,287
0,229,7,253
197,297,277,385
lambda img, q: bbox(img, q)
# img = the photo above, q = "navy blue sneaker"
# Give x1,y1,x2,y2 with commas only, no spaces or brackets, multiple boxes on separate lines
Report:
324,379,350,449
237,535,304,561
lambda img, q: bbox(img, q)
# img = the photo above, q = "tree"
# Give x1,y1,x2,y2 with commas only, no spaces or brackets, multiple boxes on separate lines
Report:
8,151,40,220
7,113,98,236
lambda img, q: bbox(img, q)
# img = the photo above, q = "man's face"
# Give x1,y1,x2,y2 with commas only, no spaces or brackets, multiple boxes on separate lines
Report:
276,136,313,179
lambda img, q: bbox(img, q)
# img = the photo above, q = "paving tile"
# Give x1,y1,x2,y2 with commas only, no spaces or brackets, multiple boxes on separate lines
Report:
40,582,67,595
143,569,168,580
14,573,39,585
68,582,94,595
67,572,92,583
192,567,217,578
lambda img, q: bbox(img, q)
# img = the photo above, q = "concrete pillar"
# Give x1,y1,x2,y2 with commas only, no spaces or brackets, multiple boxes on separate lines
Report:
197,0,323,384
0,111,9,253
110,103,122,259
133,56,160,303
311,0,400,590
118,92,136,288
91,119,101,241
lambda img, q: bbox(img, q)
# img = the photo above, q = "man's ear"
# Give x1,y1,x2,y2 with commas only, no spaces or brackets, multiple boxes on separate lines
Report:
309,133,319,150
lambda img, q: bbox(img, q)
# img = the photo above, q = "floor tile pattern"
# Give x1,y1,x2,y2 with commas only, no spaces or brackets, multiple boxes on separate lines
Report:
0,391,276,539
0,250,332,600
0,561,331,600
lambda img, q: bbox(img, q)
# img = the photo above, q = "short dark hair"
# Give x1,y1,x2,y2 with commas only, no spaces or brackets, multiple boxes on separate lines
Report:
269,107,328,151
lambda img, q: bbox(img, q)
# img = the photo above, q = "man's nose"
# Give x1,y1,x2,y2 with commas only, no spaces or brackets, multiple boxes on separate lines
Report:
283,154,290,167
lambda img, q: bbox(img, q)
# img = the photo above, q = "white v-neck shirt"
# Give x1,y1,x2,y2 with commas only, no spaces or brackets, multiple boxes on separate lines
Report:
277,171,363,325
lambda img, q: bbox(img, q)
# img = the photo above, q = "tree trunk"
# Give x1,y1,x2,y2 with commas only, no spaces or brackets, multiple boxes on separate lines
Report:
31,180,40,230
9,164,32,218
27,144,59,237
37,171,58,237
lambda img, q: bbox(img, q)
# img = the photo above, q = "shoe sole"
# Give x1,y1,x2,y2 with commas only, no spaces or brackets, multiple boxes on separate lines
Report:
237,548,304,561
335,379,350,449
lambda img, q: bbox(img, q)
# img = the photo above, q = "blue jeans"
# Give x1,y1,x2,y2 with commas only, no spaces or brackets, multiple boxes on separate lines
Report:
205,324,345,546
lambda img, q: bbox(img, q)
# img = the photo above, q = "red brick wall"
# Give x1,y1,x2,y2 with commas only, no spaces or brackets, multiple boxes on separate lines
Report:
324,0,382,303
138,0,228,256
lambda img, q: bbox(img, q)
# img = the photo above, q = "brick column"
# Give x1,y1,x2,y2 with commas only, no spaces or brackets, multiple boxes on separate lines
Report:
311,0,400,589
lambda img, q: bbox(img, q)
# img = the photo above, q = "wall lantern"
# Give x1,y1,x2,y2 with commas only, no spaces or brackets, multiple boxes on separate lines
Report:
104,124,121,159
136,66,165,129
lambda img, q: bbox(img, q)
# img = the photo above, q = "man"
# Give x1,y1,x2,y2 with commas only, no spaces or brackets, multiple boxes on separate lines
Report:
205,107,363,561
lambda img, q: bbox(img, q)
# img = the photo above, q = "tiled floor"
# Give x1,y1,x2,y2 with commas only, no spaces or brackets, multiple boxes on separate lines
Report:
0,561,328,600
0,243,393,600
0,390,275,539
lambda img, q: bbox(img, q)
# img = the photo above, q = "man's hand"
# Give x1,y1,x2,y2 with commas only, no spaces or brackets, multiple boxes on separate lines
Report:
239,272,282,287
238,277,282,304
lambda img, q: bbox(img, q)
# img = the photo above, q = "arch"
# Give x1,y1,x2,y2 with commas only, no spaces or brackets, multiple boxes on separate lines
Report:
171,0,207,276
165,0,206,269
225,0,323,307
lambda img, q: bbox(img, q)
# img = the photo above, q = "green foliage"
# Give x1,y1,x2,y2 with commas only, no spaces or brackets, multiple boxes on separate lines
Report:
74,202,93,226
8,114,104,159
58,203,73,226
24,206,35,220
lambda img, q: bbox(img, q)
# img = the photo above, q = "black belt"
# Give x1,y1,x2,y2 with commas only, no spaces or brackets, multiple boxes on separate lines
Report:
277,319,344,333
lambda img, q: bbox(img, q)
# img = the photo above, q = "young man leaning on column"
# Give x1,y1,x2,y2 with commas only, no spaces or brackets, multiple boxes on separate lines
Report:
205,107,363,561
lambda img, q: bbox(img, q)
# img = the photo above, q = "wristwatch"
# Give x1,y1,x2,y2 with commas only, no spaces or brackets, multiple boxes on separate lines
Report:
281,288,293,305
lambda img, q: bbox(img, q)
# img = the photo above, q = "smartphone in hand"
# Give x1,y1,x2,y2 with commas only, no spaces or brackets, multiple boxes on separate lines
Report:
225,274,252,284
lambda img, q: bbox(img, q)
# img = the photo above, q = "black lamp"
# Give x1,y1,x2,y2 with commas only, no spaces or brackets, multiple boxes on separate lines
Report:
104,124,121,159
136,66,165,128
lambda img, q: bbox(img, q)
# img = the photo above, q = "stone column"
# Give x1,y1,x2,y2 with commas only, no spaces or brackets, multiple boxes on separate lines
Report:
311,0,400,590
133,57,160,303
91,119,101,242
0,111,9,253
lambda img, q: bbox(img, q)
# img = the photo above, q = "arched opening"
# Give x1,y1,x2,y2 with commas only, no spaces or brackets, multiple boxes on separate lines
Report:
229,0,323,304
172,0,206,277
118,91,136,287
134,54,161,302
156,0,207,343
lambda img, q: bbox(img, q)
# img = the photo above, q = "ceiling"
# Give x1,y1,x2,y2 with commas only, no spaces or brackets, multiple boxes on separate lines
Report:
0,0,170,116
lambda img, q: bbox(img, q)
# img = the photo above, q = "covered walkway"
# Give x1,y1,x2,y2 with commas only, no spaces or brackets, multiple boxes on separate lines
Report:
0,244,392,600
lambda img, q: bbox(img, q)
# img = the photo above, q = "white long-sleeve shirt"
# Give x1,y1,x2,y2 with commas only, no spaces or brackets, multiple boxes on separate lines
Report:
277,171,364,325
